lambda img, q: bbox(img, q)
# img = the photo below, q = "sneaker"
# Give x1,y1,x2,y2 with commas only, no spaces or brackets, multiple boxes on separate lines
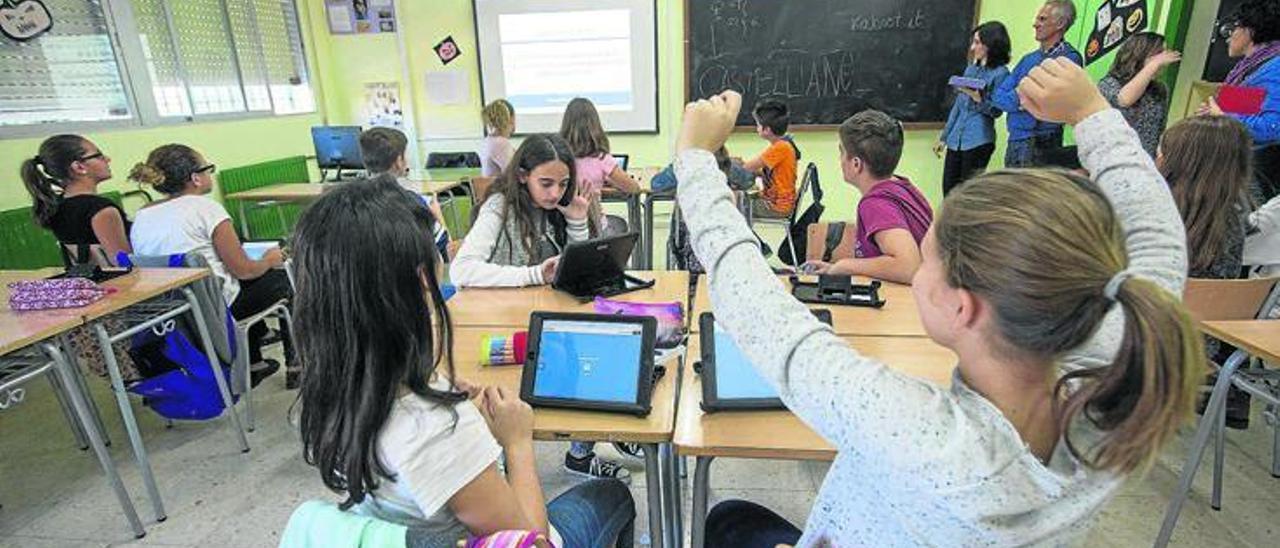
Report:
613,442,644,460
285,367,301,390
249,359,280,388
564,451,632,484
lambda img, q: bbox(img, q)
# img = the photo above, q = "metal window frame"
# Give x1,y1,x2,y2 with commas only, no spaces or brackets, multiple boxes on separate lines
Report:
0,0,315,140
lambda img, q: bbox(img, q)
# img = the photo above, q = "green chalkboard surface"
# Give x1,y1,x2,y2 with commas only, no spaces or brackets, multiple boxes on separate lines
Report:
686,0,980,127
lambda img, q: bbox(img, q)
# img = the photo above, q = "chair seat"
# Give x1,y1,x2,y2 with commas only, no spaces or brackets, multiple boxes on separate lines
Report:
236,299,290,330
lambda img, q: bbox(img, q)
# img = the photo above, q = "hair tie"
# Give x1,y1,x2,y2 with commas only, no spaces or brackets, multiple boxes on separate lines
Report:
1104,269,1136,301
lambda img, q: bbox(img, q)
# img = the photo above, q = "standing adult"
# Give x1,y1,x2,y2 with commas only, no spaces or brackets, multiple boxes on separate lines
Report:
992,0,1083,167
1097,32,1181,159
1200,0,1280,202
935,21,1012,195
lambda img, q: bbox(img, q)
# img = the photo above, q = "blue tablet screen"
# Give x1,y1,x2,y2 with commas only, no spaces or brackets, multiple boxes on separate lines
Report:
533,320,643,403
713,326,778,399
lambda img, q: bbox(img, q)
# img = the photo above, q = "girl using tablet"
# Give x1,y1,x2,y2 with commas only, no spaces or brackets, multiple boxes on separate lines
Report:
677,60,1200,545
559,98,641,232
292,180,634,546
128,144,295,387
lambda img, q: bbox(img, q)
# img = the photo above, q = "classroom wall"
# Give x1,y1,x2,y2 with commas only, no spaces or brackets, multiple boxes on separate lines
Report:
301,0,1189,224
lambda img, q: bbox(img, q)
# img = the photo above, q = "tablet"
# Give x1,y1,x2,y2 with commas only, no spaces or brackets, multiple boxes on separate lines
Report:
242,241,279,261
521,312,658,416
698,309,832,412
552,232,655,300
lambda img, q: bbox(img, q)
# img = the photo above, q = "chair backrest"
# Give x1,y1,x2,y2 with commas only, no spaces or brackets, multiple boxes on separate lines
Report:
469,176,496,207
1183,277,1280,322
61,244,115,268
426,152,481,169
789,163,818,223
124,253,235,364
805,221,856,263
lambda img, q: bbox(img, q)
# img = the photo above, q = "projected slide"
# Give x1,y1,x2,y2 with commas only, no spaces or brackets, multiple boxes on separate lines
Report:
475,0,658,133
533,320,643,403
498,10,634,114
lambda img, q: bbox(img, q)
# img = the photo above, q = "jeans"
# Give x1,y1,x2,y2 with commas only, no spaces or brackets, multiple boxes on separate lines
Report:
1004,130,1063,168
548,479,636,548
229,269,293,365
705,500,802,548
942,142,996,196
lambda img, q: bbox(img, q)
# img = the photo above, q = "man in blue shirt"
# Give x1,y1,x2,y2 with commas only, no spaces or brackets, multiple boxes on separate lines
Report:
992,0,1083,167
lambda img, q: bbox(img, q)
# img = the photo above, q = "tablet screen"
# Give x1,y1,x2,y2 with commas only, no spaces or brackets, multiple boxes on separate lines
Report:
242,241,278,261
713,325,778,399
532,319,644,403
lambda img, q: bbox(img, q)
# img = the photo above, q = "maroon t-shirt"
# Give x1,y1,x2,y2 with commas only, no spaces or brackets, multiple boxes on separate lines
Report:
854,177,934,259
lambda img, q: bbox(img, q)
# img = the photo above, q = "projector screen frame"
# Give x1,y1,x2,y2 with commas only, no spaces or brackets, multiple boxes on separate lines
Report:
472,0,661,136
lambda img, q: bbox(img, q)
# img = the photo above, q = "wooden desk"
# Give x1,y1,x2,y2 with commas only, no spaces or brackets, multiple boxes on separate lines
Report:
1200,320,1280,362
691,275,925,337
676,335,955,547
0,269,87,356
674,335,955,461
452,327,679,547
449,271,690,329
77,268,209,323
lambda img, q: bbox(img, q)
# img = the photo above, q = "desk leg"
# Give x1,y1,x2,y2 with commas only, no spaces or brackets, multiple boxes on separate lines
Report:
629,195,643,270
1155,349,1246,547
57,334,110,447
181,288,250,453
93,323,167,522
643,443,665,548
644,194,656,270
661,444,683,548
46,366,88,450
42,342,147,539
690,456,714,548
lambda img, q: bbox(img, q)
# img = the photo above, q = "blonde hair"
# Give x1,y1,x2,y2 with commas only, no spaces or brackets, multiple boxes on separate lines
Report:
482,99,514,136
938,169,1203,473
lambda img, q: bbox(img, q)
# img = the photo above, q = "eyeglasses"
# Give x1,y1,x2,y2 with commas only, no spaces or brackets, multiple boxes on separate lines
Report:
1218,21,1239,40
194,164,217,174
78,152,105,162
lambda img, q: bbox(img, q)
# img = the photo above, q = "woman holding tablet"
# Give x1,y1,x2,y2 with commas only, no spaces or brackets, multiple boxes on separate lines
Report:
676,60,1200,545
935,22,1011,195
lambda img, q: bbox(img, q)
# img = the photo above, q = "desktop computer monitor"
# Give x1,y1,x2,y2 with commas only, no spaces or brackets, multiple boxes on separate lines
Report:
311,126,365,171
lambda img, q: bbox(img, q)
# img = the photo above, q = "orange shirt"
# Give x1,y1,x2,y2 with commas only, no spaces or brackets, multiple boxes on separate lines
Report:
759,139,798,214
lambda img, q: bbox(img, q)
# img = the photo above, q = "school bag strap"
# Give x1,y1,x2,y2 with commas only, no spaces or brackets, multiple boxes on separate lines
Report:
823,222,847,262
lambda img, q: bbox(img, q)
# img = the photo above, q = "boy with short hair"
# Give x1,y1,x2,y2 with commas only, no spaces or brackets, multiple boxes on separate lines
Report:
802,110,933,284
358,127,451,257
743,99,801,218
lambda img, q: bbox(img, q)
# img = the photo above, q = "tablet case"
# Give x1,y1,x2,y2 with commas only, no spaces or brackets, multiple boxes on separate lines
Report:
790,275,885,308
552,232,655,300
1218,85,1266,115
948,76,986,90
520,312,658,416
698,309,832,412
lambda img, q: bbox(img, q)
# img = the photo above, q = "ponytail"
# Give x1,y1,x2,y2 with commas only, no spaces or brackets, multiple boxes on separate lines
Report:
20,135,90,228
1056,277,1205,473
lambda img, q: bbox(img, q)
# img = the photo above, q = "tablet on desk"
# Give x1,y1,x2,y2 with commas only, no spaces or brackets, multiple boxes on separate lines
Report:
698,309,832,412
242,241,280,261
520,312,658,416
552,232,654,300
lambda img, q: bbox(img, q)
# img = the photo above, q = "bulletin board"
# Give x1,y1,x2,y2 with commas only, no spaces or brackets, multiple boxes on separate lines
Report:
325,0,397,35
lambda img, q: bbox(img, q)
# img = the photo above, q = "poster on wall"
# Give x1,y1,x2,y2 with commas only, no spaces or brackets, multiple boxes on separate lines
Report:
1085,0,1148,65
326,0,396,35
0,0,54,42
363,82,404,129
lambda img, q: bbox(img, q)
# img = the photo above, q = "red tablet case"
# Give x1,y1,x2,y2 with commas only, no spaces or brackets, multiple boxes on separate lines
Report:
1218,85,1266,115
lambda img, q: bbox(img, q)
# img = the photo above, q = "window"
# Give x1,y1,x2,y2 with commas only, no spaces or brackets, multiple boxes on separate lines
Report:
0,0,313,132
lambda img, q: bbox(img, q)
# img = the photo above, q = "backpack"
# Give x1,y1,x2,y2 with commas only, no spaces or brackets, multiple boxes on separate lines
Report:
778,163,823,267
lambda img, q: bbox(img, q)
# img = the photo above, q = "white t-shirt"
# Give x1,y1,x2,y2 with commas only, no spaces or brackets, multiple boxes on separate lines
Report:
478,136,515,178
130,195,240,304
359,387,563,544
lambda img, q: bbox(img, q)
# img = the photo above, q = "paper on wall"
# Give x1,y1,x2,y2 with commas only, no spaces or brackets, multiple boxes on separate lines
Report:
327,5,353,33
425,71,471,105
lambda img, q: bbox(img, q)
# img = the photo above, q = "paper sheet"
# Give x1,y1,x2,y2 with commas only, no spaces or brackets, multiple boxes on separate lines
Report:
424,71,470,105
327,5,353,33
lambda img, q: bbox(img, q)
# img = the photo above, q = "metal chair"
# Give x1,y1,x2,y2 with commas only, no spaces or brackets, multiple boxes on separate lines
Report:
1156,277,1280,546
749,163,816,266
2,342,146,537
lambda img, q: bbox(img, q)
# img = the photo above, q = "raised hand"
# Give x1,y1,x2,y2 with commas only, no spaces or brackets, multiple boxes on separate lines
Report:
676,90,743,154
1016,58,1110,125
1147,49,1182,69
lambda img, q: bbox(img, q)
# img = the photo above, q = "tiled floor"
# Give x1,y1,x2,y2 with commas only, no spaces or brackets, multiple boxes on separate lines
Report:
3,218,1279,547
3,344,1279,547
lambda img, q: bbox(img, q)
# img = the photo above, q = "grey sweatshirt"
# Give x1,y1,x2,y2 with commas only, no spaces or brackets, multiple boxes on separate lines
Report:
674,109,1187,546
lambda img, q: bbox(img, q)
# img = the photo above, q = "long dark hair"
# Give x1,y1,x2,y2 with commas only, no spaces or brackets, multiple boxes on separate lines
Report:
1107,32,1169,93
293,175,463,509
128,144,203,195
974,21,1011,67
1159,116,1253,274
21,134,89,228
559,97,611,159
489,134,597,262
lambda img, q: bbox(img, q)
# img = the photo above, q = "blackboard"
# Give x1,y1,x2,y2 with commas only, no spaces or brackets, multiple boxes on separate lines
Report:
686,0,980,127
